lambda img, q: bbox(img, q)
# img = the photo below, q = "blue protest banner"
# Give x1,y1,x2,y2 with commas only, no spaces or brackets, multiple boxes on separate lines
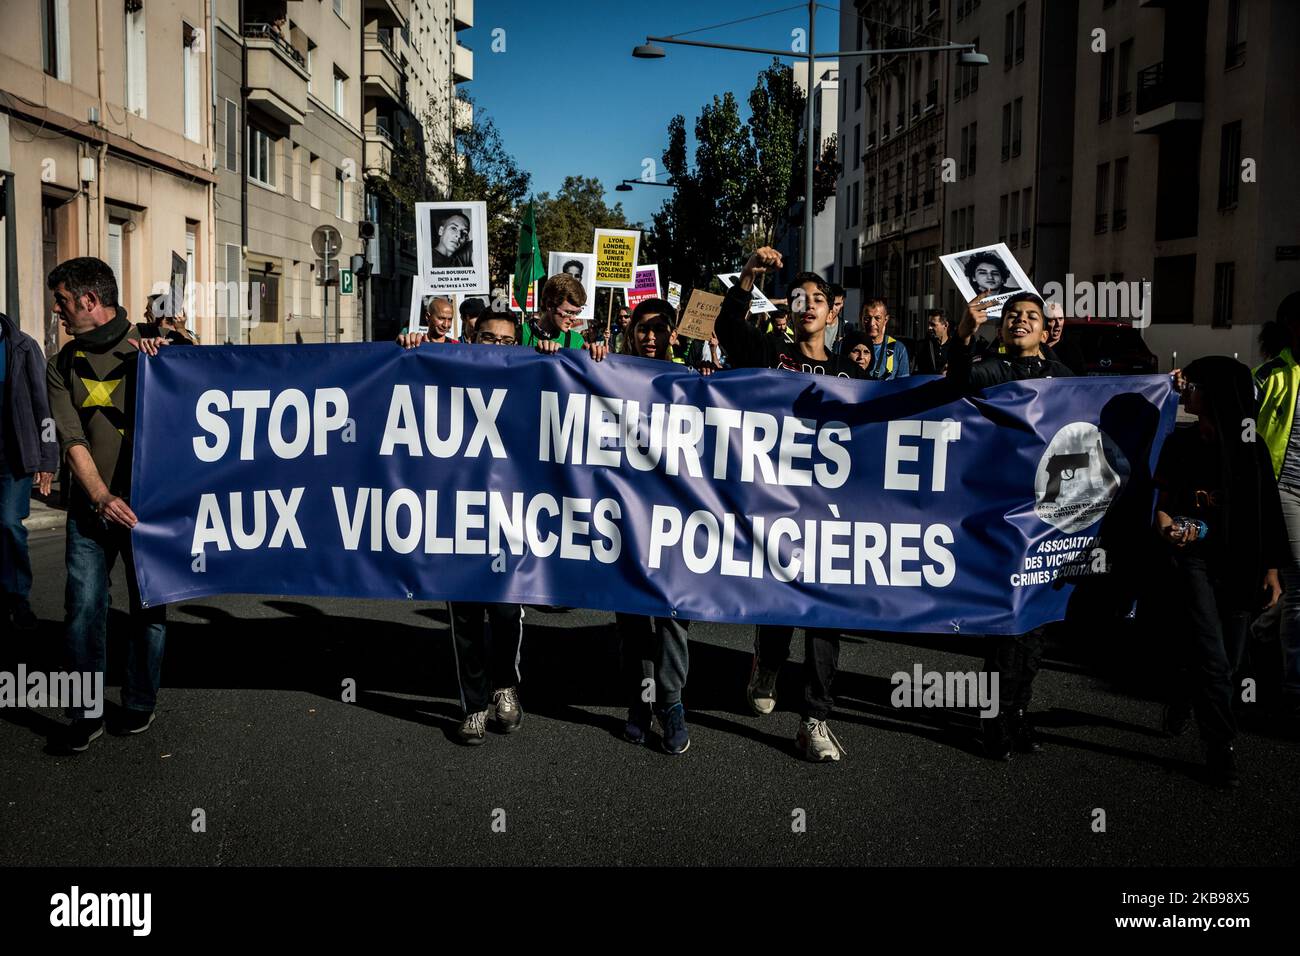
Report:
130,344,1177,634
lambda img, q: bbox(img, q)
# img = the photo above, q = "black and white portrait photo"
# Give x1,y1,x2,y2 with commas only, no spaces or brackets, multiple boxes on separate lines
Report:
940,242,1038,320
547,250,597,323
416,201,489,295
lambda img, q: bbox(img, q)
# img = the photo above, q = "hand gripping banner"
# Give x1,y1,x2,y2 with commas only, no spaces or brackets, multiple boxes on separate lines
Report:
130,345,1177,635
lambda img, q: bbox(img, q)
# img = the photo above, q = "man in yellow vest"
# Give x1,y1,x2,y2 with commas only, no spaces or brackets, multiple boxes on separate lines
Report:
1254,292,1300,717
860,298,910,380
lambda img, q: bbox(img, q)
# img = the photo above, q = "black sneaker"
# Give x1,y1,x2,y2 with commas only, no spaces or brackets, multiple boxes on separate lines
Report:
624,703,651,745
1009,708,1042,754
1206,744,1241,789
118,709,156,735
10,602,37,631
54,718,104,754
1162,701,1192,737
981,715,1012,761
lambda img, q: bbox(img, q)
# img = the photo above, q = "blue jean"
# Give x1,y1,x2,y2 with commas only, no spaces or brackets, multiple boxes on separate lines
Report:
64,509,166,717
0,466,34,604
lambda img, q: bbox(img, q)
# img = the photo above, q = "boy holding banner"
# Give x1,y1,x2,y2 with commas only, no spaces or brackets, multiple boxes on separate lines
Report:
949,289,1073,759
717,246,863,763
520,275,588,351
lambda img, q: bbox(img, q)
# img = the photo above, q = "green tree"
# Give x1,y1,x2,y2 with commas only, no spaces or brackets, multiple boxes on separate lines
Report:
748,59,803,249
534,176,630,261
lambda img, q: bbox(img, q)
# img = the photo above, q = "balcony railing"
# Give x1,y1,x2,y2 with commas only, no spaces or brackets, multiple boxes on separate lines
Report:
242,23,306,68
1136,61,1204,114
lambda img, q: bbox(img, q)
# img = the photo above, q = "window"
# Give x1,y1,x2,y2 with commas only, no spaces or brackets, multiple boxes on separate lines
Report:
185,221,198,321
222,244,242,341
183,23,201,142
1011,98,1022,157
1225,0,1246,68
866,177,876,226
1218,121,1242,208
855,64,862,112
1004,12,1014,69
306,42,316,94
851,181,859,228
1001,103,1011,161
41,0,70,81
125,3,147,116
224,100,238,171
310,154,321,209
333,0,346,21
1112,158,1128,229
336,167,346,219
968,122,977,175
1095,162,1110,233
960,125,970,178
1099,49,1115,122
1212,262,1235,328
1015,3,1026,63
107,221,125,297
1117,39,1134,113
1008,190,1019,249
910,154,920,211
853,124,860,170
999,194,1009,243
248,127,276,187
1021,187,1032,245
333,69,347,118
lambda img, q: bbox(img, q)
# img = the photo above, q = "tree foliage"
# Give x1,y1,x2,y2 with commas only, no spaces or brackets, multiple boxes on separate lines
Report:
534,176,630,261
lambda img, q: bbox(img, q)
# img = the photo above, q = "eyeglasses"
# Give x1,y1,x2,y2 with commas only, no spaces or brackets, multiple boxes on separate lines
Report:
477,334,516,345
555,307,583,319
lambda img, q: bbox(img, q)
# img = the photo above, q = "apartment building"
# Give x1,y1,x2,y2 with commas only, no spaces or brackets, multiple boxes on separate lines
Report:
0,0,217,350
855,0,950,340
940,0,1078,323
835,4,868,326
1067,0,1299,367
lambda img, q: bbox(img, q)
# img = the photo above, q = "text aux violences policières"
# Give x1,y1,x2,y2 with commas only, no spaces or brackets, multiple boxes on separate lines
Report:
187,385,963,588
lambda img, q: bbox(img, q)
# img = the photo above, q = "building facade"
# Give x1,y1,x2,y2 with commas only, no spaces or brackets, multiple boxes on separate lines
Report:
779,58,838,290
0,0,217,349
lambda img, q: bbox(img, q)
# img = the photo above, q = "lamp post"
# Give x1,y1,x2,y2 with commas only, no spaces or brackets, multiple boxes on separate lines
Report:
615,178,676,192
634,3,987,271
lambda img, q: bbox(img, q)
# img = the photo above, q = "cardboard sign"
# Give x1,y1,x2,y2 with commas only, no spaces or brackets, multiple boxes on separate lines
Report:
666,281,682,309
593,228,641,287
625,264,661,308
675,289,724,341
718,272,776,314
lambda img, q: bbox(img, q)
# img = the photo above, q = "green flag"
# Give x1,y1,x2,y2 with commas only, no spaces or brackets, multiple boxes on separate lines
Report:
513,200,545,315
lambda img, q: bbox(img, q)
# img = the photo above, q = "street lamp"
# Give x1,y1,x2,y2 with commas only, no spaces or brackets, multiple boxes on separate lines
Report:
633,2,987,272
615,178,675,192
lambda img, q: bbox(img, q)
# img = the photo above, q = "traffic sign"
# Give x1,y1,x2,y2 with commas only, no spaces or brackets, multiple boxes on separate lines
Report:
312,225,342,258
340,269,354,295
315,259,338,286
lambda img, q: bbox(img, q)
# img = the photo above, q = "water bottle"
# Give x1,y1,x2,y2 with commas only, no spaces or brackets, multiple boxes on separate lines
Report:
1171,516,1208,542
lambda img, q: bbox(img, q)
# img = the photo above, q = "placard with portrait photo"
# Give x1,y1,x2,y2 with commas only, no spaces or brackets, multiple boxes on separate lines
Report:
939,242,1037,320
547,251,596,323
416,201,489,295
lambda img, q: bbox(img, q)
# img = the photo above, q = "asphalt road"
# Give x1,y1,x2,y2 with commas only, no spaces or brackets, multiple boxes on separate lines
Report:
3,526,1298,867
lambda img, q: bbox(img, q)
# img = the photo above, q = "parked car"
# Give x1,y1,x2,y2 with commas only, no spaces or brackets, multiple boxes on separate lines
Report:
1064,320,1159,374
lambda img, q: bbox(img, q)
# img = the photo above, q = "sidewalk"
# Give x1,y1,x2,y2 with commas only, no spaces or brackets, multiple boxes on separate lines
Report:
22,493,66,532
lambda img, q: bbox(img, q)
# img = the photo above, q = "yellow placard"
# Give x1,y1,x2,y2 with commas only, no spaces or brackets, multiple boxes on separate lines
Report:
593,229,640,286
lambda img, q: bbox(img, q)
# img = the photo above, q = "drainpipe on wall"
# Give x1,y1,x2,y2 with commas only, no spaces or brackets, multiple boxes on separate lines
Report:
206,0,217,345
239,0,248,345
94,0,108,262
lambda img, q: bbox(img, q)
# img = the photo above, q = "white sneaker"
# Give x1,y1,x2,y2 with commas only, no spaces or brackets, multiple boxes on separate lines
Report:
457,709,489,745
797,718,846,762
492,687,523,733
747,661,780,716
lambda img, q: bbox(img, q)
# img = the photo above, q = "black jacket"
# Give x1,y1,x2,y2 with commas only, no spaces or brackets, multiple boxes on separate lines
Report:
0,311,59,476
948,337,1075,390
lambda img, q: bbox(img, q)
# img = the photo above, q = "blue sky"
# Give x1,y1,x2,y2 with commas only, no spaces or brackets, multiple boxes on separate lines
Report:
460,0,843,228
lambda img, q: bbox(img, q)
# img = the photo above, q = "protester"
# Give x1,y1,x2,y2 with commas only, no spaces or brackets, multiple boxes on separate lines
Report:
614,297,695,754
0,310,58,631
697,330,729,373
396,314,528,744
422,296,459,343
860,298,911,380
840,327,874,374
716,246,863,763
520,275,588,349
44,257,170,752
766,305,795,345
139,293,198,344
914,309,951,375
1157,357,1285,787
1042,302,1086,376
459,296,488,340
949,290,1073,759
824,282,846,353
1253,291,1300,718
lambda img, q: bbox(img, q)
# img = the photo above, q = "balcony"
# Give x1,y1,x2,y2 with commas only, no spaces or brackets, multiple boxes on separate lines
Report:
365,125,395,178
363,0,408,28
364,32,403,105
453,0,473,30
453,44,473,83
243,23,309,126
1133,61,1204,133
